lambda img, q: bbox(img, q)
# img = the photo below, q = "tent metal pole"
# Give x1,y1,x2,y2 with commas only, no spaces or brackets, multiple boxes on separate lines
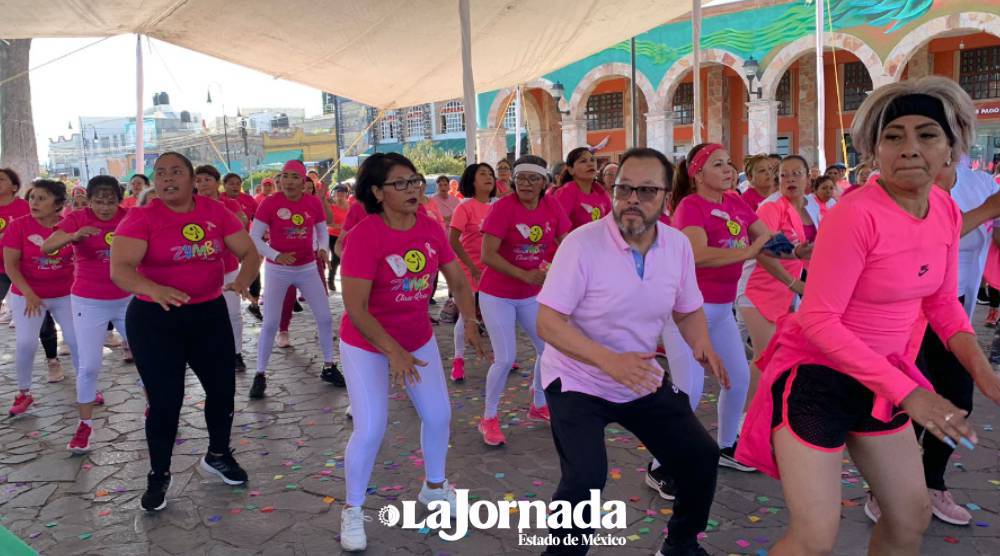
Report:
815,0,826,171
630,37,637,149
135,34,144,176
692,0,702,145
459,0,478,163
514,84,523,160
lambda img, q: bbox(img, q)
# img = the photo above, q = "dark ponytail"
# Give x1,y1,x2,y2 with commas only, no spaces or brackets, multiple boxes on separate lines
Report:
669,143,710,213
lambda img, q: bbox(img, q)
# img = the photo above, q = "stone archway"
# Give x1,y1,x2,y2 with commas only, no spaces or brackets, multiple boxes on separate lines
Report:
656,48,751,112
758,32,886,100
884,12,1000,81
566,62,659,119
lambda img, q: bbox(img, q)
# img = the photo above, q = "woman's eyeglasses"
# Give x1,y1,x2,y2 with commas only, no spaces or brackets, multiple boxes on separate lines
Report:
382,177,426,191
514,174,546,186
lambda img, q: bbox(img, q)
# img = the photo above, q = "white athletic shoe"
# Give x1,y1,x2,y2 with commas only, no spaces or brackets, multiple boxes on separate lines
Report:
0,306,11,324
345,404,352,419
418,479,457,517
340,506,370,551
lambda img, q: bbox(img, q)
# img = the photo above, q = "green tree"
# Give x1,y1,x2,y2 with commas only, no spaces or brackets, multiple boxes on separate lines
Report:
334,165,357,182
404,141,466,175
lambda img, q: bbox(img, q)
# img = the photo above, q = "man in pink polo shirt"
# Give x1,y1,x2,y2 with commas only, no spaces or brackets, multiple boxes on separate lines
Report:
536,147,728,556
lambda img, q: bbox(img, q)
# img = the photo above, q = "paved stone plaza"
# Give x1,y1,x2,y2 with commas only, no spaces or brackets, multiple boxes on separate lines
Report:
0,285,997,555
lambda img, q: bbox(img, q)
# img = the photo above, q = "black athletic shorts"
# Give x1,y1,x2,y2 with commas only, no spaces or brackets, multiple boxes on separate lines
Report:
771,364,910,451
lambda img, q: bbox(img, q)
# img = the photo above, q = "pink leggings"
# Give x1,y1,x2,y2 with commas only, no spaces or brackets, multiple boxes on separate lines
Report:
279,259,328,332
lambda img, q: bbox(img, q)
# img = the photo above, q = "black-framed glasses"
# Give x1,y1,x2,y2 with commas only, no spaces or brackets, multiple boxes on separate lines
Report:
613,184,667,202
514,174,546,186
382,177,426,191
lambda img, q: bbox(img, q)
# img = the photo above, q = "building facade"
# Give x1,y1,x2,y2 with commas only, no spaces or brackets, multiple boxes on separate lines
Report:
474,0,1000,172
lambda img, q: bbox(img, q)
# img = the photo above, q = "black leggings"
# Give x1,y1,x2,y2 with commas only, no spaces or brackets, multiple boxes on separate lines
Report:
989,286,1000,310
327,235,341,287
543,378,718,554
915,323,974,491
127,296,236,475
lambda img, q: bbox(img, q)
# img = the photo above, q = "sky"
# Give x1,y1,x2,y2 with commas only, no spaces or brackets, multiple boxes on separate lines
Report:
27,35,325,163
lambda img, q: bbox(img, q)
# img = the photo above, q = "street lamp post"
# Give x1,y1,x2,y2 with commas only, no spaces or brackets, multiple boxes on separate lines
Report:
207,86,232,167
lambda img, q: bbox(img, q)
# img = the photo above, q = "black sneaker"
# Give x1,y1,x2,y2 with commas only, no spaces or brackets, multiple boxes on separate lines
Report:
201,449,248,485
246,304,263,321
293,300,303,313
978,288,990,305
719,442,756,472
644,462,676,500
234,353,247,373
321,363,346,387
428,297,437,306
657,538,710,556
140,471,172,512
249,373,267,399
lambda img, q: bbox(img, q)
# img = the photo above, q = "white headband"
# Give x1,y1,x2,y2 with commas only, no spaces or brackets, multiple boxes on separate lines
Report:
513,163,549,178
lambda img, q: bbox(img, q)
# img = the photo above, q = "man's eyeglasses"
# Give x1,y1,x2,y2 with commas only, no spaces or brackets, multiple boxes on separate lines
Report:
514,174,546,186
613,184,667,202
382,177,426,191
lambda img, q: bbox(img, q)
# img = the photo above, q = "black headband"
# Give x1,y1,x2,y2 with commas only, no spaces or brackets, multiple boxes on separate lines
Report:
877,93,954,146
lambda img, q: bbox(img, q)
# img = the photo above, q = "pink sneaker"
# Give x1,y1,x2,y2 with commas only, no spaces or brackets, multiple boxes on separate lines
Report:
450,358,465,383
94,391,105,406
864,493,881,523
478,416,506,446
929,489,972,525
527,404,551,422
67,422,92,454
9,392,33,417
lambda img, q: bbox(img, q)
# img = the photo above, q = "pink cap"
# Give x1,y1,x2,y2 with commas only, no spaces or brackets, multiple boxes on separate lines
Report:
282,159,307,178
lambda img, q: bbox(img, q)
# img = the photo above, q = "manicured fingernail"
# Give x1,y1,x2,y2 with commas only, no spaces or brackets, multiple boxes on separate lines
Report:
943,436,957,449
960,437,976,450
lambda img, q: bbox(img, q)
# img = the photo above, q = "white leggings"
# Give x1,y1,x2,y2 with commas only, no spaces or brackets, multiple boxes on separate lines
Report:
479,292,545,417
9,294,78,391
71,295,129,404
223,269,243,354
704,302,751,448
257,262,334,373
454,313,466,359
341,338,451,506
660,316,703,412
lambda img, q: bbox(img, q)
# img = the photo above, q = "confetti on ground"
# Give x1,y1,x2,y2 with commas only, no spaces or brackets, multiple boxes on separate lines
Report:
98,510,110,517
966,503,981,511
95,489,109,497
323,496,335,504
29,532,41,539
230,508,243,515
260,506,274,513
79,533,92,540
976,521,989,527
208,515,222,523
627,534,641,542
736,539,751,548
944,536,959,544
841,499,859,507
495,473,505,479
748,515,762,523
45,522,57,528
249,490,260,496
756,496,769,503
532,480,543,486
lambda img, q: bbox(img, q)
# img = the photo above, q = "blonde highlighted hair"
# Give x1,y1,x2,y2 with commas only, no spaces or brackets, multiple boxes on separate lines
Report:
851,76,975,166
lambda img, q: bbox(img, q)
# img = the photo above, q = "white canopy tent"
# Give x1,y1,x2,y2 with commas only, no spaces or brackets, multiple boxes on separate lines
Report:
1,0,691,108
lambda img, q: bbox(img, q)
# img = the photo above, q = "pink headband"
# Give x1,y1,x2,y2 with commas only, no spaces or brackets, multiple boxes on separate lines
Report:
282,159,307,178
687,143,724,177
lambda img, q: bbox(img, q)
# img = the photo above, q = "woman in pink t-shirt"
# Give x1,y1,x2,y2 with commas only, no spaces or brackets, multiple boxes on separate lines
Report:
2,179,79,418
250,159,342,399
477,155,571,447
741,155,774,212
0,167,30,315
737,156,816,404
555,147,612,230
447,162,496,382
738,77,1000,555
194,165,250,374
112,151,260,511
670,143,773,471
495,158,514,197
336,153,485,551
42,176,130,452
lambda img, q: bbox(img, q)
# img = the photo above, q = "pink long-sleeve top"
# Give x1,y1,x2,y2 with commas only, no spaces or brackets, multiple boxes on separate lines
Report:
737,180,974,478
744,196,805,323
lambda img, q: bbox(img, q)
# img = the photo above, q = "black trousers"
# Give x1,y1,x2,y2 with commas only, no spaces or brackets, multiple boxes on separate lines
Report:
988,286,1000,309
543,378,718,555
249,275,261,300
127,296,236,475
914,322,974,491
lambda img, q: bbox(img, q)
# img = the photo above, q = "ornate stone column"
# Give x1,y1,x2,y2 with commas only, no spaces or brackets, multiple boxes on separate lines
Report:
746,99,779,156
560,117,588,160
645,110,675,158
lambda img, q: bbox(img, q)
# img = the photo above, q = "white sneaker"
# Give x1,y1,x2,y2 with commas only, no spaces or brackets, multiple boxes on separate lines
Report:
418,479,457,517
104,331,122,347
340,506,370,551
0,306,11,324
345,404,353,419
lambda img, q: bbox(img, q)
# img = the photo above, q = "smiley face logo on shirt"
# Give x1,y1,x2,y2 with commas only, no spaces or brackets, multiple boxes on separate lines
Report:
726,220,742,237
404,249,426,273
590,207,602,221
0,217,6,231
182,223,206,242
104,232,114,246
528,225,543,243
291,214,304,226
